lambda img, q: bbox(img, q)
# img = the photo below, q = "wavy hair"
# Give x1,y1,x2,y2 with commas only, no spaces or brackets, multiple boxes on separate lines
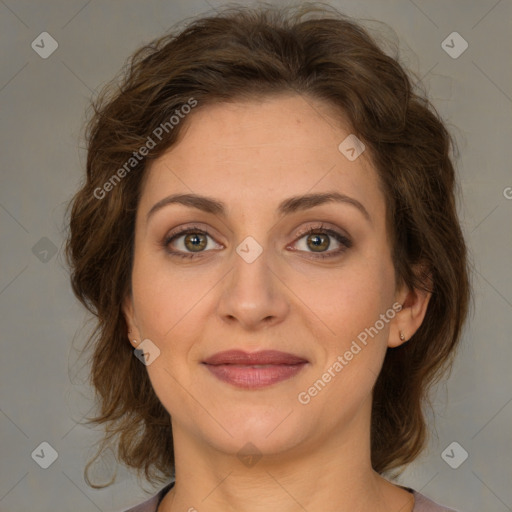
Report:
65,2,472,488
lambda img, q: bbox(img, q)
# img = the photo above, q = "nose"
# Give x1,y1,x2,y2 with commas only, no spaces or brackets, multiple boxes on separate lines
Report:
216,243,290,331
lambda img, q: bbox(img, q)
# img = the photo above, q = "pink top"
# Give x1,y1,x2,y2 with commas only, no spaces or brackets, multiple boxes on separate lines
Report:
122,482,460,511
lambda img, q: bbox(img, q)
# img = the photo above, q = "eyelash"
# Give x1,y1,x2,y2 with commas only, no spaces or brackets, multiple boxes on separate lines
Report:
162,223,352,260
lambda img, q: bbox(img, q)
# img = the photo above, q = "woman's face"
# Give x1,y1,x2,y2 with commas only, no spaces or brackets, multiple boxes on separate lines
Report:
124,94,414,459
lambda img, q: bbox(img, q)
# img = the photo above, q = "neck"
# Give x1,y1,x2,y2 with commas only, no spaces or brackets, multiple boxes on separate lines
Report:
159,396,414,512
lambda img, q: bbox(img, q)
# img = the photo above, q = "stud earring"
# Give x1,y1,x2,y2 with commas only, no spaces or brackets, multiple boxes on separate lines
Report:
399,330,406,341
127,329,138,345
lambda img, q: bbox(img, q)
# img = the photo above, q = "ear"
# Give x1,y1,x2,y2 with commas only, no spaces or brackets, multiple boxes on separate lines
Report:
389,265,432,348
122,292,141,347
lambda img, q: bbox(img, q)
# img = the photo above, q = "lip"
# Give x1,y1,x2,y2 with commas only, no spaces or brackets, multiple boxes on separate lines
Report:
202,350,308,389
203,350,308,366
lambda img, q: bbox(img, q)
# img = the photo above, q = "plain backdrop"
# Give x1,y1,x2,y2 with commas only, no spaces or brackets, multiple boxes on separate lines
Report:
1,1,511,511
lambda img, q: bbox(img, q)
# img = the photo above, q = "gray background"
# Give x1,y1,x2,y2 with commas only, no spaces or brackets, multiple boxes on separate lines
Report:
1,0,511,511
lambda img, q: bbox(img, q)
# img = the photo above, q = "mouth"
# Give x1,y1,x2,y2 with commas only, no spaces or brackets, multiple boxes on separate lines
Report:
202,350,308,389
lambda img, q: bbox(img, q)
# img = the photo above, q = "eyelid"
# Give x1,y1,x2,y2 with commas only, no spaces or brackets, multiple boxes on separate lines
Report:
292,223,351,243
163,224,223,255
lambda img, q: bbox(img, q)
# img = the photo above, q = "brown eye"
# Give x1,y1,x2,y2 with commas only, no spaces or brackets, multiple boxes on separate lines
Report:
183,232,208,252
306,233,330,252
163,226,220,259
292,225,352,260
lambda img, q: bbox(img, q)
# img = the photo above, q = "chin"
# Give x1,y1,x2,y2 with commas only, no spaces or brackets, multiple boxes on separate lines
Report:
199,404,317,460
213,429,306,461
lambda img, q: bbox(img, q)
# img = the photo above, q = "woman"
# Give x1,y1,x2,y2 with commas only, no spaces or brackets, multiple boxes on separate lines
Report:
65,4,470,511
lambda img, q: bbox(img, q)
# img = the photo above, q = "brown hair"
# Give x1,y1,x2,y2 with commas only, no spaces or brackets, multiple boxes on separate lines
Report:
65,2,472,488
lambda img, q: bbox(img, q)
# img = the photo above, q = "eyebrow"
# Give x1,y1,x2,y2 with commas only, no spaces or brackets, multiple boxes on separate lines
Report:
146,191,371,223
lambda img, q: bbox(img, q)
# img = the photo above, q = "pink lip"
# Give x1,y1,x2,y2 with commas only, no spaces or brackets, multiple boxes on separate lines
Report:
203,350,307,365
202,350,308,389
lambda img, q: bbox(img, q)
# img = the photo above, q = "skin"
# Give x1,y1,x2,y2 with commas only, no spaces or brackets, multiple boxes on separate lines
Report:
123,94,431,512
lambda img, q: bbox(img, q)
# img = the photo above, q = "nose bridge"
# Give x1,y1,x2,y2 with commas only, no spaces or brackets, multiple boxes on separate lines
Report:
217,233,289,328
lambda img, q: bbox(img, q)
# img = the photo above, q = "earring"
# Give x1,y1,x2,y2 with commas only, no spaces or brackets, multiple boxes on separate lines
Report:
399,330,406,341
127,329,138,345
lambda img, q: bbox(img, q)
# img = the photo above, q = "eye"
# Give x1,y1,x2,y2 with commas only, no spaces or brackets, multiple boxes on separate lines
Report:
163,225,221,259
291,224,352,260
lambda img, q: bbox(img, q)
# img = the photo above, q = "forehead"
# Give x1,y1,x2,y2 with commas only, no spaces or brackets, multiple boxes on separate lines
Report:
163,94,360,166
139,94,383,221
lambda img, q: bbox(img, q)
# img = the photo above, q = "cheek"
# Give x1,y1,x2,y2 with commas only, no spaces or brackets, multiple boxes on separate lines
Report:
130,249,209,340
302,264,394,415
300,258,394,346
130,254,205,410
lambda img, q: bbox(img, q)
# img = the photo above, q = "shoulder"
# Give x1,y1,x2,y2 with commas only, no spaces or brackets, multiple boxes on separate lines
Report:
122,482,174,512
412,489,462,512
